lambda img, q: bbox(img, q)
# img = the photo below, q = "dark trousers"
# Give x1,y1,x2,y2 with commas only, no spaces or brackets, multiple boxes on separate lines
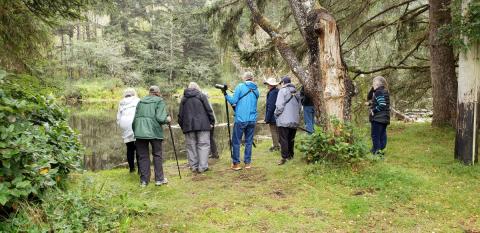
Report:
136,139,165,183
371,121,388,154
209,127,219,158
278,127,297,159
126,141,139,172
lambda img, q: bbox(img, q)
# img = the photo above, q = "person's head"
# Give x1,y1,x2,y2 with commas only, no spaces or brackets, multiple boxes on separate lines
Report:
372,76,388,90
149,85,161,96
263,77,279,90
242,71,254,81
123,88,137,98
281,76,291,86
188,82,201,91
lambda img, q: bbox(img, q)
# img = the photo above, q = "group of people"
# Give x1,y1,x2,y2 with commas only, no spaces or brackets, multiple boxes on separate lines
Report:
116,72,390,186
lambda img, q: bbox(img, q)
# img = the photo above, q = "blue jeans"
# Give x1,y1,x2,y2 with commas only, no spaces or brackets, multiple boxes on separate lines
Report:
303,106,315,134
371,121,387,154
232,121,256,164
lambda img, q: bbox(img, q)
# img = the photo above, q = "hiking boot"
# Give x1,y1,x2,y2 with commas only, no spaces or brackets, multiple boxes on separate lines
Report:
140,181,148,187
269,146,280,152
244,163,252,169
155,178,168,186
277,159,287,165
231,163,242,171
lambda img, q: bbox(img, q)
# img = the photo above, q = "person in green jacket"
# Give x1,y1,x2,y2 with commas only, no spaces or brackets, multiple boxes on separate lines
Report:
133,86,171,187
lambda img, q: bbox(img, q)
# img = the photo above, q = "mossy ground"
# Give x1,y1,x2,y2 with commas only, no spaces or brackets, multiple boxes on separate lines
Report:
68,123,480,232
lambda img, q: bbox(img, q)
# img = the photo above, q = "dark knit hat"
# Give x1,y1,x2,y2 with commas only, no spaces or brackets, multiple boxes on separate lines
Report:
281,76,291,84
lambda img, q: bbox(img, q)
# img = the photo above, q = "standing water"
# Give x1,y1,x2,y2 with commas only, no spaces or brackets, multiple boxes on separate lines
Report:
69,99,270,171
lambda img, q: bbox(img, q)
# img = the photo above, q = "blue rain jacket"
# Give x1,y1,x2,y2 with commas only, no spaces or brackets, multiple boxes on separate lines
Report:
226,81,260,123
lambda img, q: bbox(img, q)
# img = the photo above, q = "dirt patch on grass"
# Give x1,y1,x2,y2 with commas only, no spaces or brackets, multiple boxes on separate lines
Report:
271,189,286,198
191,174,211,182
236,170,268,182
352,188,377,196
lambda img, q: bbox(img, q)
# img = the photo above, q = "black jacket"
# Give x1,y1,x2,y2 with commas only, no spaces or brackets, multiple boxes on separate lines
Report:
300,87,313,107
265,87,279,123
370,86,390,124
178,88,215,134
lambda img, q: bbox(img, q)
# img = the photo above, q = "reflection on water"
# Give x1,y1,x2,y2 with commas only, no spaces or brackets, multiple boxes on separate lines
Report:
69,99,269,171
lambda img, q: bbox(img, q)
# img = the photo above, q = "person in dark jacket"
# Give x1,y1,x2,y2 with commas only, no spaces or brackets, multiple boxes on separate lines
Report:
133,86,171,187
263,77,280,152
300,86,315,134
369,76,390,155
178,82,215,173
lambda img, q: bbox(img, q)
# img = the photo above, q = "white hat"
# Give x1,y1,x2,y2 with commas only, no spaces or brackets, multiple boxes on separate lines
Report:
263,77,280,86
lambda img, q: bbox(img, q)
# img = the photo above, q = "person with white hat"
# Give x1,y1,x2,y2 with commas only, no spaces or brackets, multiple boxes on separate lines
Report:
116,88,140,173
263,77,281,152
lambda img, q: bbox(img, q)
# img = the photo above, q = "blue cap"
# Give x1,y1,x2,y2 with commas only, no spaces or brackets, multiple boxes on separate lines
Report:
281,76,291,84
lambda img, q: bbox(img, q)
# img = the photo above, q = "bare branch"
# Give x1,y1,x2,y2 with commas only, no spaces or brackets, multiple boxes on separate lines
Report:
350,65,430,79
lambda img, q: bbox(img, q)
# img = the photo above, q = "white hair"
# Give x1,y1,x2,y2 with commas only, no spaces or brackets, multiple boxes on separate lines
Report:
123,88,137,97
242,71,254,81
373,76,388,90
188,82,201,91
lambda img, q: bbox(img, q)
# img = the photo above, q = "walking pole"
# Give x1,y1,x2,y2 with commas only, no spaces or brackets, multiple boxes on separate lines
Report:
224,98,234,159
168,122,182,179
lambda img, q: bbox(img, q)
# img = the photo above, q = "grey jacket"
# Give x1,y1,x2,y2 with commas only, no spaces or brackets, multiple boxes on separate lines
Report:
275,83,301,128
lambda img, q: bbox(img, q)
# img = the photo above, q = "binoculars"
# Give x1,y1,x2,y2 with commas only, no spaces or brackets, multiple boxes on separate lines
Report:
214,84,228,91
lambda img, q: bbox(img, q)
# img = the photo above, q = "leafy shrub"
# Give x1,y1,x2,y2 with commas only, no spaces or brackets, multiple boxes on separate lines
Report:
0,71,83,209
297,119,369,164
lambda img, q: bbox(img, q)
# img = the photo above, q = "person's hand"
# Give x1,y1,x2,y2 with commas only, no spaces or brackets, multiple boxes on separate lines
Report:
210,124,214,128
166,116,172,123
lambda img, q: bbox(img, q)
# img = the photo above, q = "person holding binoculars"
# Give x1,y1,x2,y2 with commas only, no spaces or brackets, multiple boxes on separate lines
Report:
218,72,260,170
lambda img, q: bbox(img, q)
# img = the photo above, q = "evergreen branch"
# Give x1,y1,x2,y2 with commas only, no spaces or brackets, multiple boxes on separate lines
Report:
344,4,429,54
341,0,419,46
245,0,309,81
397,33,428,66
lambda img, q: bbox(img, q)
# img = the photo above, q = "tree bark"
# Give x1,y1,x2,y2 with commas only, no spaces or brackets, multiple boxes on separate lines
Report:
245,0,351,126
455,0,480,164
429,0,457,127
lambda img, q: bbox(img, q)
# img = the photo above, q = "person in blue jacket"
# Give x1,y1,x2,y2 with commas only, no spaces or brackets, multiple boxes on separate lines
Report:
263,77,280,152
224,72,260,170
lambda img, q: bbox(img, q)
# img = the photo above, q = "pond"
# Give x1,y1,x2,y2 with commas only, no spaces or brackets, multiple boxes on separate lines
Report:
69,98,271,171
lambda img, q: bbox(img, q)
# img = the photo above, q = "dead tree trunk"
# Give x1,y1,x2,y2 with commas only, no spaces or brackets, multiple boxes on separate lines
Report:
245,0,352,127
429,0,458,127
455,0,480,164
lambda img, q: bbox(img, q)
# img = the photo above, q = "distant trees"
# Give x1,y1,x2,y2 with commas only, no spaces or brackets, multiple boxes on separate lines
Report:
0,0,91,71
53,0,221,87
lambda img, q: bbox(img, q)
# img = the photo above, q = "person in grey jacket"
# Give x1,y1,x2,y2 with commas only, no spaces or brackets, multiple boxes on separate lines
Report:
275,76,301,165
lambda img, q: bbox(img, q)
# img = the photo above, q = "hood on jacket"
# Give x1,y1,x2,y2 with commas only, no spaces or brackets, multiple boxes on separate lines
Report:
244,81,258,90
283,83,296,92
119,96,140,107
183,88,201,98
140,95,163,104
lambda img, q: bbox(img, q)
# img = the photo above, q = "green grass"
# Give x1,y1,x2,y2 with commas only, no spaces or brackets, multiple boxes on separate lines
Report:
63,122,480,232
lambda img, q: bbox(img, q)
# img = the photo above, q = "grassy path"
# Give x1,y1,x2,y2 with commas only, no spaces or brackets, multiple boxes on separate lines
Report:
71,123,480,232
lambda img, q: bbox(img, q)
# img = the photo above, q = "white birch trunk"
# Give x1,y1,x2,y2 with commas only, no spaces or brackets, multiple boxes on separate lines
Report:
455,0,480,164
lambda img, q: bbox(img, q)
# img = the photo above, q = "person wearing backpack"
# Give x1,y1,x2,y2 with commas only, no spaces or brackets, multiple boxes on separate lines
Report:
224,72,260,170
275,76,301,165
178,82,215,173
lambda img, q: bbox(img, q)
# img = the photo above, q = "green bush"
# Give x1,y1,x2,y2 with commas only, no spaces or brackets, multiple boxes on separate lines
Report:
297,119,369,164
0,71,83,208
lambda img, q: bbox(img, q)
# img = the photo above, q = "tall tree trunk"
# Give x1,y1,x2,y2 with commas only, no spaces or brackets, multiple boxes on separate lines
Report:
245,1,352,127
305,8,351,125
455,0,480,164
429,0,457,127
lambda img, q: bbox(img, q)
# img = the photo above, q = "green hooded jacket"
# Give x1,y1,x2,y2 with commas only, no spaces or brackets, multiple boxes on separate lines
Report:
132,95,169,139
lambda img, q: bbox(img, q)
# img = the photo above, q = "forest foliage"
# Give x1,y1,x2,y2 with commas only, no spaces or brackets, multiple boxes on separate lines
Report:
0,71,82,209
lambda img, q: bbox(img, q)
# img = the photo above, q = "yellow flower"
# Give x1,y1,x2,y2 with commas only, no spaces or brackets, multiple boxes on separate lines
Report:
39,167,49,175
